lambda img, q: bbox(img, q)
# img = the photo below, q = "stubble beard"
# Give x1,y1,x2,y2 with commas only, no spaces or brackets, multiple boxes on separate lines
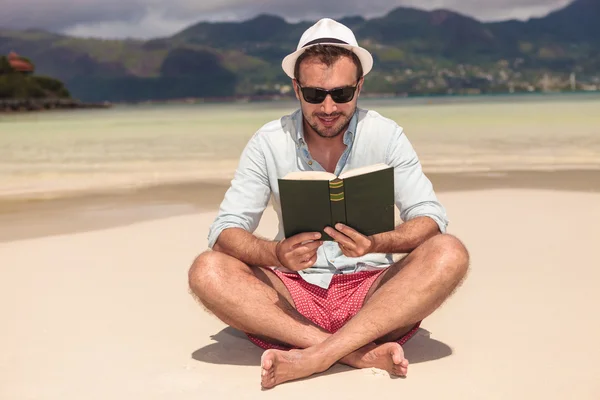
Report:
306,109,354,139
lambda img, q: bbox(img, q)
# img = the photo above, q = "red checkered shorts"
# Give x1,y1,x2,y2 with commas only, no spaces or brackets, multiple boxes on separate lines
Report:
246,269,421,350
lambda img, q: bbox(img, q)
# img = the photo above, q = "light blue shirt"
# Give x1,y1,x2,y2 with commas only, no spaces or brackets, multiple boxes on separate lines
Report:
207,107,448,289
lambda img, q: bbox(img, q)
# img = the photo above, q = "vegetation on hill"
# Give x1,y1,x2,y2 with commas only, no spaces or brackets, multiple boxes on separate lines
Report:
0,55,71,99
0,0,598,102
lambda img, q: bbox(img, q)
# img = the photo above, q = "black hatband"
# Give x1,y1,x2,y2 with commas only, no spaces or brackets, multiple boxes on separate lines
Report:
302,38,349,48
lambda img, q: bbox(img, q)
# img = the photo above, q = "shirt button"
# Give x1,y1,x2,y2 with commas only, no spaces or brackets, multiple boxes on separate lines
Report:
308,160,313,165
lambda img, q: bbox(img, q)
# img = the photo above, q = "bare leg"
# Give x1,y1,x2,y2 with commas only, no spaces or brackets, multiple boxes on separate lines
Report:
188,251,398,368
188,251,329,348
363,256,422,343
257,262,417,384
259,234,469,388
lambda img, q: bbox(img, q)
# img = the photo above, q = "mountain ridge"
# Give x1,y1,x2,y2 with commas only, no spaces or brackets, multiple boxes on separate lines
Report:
1,0,598,102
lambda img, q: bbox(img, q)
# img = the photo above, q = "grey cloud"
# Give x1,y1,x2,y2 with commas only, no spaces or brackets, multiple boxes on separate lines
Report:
0,0,152,30
0,0,574,38
157,0,573,22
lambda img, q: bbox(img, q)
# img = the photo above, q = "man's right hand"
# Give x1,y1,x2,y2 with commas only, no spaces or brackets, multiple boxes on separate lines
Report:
275,232,323,272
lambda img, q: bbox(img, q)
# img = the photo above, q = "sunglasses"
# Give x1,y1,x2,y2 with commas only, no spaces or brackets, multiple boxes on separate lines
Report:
296,82,359,104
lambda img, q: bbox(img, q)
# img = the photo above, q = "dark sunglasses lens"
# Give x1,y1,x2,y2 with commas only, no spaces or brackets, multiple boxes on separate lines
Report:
300,86,356,104
330,87,355,103
302,87,326,104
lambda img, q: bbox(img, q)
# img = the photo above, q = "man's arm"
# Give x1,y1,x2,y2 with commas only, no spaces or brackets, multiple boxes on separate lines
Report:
208,131,323,270
369,216,440,254
213,228,281,267
324,126,447,257
215,228,324,270
207,133,276,265
324,216,439,258
375,126,448,253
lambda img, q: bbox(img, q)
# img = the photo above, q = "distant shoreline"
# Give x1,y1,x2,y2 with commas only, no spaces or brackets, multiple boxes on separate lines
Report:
3,90,599,113
111,89,600,107
0,98,112,113
1,168,600,242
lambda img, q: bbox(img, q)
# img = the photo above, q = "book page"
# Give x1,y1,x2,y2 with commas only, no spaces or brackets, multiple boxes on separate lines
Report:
282,171,337,181
339,163,391,179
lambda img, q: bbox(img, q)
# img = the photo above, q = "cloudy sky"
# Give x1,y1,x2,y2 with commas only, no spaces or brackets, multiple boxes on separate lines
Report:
0,0,573,39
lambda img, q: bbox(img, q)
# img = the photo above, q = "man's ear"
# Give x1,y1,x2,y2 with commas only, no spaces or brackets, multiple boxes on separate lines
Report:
356,77,364,96
292,79,301,101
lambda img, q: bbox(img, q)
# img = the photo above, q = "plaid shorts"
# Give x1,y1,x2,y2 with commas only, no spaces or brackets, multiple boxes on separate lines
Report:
246,269,421,350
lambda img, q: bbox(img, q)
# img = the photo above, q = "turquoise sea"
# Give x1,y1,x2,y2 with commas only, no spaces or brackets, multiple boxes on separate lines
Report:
1,93,599,199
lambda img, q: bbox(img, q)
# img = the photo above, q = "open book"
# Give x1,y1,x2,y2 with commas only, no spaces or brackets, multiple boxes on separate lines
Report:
278,163,395,241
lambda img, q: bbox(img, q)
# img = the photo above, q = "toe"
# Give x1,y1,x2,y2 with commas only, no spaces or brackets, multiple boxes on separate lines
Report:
392,359,408,377
397,364,408,377
261,351,274,370
263,376,277,390
390,345,405,364
261,374,273,389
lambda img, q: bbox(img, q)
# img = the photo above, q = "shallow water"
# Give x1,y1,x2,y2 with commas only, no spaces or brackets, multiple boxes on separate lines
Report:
1,94,599,198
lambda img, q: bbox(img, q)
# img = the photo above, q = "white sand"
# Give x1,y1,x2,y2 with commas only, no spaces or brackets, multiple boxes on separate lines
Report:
1,189,599,399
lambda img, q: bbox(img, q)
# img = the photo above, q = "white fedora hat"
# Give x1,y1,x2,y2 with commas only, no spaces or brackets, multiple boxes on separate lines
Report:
281,18,373,79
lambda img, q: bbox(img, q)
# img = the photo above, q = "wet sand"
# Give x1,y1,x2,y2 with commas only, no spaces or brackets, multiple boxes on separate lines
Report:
1,169,600,242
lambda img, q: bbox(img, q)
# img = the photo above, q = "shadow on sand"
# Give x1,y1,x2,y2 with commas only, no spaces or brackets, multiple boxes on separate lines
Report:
191,326,452,368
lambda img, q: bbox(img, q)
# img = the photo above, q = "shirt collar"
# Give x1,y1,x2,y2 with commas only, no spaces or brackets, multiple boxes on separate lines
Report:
294,109,358,146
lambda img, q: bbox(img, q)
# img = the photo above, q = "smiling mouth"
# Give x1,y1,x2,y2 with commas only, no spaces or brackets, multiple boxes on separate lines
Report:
317,115,340,126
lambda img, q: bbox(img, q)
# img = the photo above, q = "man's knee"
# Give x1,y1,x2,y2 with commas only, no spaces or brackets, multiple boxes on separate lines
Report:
428,234,470,280
188,250,228,298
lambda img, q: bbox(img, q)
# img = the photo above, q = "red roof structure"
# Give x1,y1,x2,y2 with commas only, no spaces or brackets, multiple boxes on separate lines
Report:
7,51,34,73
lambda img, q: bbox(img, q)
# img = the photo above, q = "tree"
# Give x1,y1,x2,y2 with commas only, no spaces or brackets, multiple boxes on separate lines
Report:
0,56,15,74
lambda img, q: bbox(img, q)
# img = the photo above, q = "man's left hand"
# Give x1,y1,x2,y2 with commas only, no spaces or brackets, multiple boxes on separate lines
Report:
324,223,374,258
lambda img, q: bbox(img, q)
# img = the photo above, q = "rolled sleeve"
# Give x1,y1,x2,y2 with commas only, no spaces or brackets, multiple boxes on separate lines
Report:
207,133,272,248
386,127,449,233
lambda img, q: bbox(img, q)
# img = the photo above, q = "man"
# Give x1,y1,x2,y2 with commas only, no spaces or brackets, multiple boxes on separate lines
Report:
188,18,469,389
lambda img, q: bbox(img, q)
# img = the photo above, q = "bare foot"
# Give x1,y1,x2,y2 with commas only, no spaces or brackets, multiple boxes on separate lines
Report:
343,342,409,377
260,349,328,389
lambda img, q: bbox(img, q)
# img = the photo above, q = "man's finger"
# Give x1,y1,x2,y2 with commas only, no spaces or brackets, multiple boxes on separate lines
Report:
289,232,322,247
323,226,346,241
334,223,367,242
288,252,317,271
292,241,323,258
300,253,318,267
324,226,355,250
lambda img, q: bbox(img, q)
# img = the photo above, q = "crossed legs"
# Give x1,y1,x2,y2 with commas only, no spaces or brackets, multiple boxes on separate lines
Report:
188,234,469,388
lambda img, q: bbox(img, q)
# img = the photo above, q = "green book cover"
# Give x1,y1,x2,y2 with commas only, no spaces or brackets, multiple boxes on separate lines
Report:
278,163,395,241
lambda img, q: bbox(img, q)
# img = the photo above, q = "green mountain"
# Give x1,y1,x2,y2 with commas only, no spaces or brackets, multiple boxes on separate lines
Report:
1,0,598,102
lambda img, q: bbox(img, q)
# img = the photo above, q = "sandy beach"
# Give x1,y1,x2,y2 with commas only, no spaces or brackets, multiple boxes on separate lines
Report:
2,96,600,398
1,182,600,399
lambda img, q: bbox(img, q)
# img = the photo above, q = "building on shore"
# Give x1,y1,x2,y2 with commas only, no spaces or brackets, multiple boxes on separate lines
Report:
2,52,35,74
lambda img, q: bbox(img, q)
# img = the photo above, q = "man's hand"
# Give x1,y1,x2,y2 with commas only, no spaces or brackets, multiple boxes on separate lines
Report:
275,232,323,272
324,223,374,258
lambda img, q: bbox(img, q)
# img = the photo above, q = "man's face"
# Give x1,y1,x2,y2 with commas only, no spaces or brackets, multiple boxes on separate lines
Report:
294,56,362,139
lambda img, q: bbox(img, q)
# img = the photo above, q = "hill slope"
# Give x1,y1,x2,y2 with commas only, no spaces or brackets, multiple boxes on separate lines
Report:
1,0,598,102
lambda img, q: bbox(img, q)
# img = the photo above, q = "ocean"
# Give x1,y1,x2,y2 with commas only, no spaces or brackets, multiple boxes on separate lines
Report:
1,93,599,199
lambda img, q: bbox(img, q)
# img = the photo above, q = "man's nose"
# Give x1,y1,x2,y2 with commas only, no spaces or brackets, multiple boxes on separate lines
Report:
321,94,337,114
